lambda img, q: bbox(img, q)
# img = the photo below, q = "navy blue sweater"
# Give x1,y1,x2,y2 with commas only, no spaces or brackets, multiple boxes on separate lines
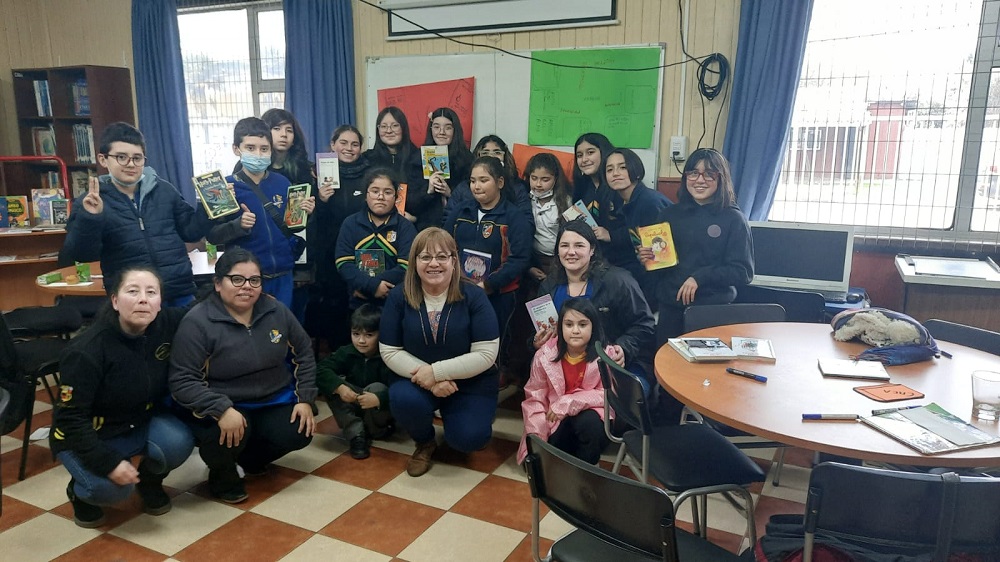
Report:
334,210,417,308
616,183,673,283
444,198,534,294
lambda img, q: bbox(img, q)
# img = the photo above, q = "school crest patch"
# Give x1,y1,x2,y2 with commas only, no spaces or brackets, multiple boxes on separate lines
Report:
60,385,73,402
482,224,494,238
272,194,284,208
154,343,172,360
270,329,283,344
387,230,397,242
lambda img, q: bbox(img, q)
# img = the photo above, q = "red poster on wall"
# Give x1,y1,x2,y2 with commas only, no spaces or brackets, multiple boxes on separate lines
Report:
377,77,475,148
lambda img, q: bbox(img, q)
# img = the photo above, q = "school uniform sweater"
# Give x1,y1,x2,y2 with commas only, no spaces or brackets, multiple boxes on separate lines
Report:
334,210,416,307
444,178,533,225
444,198,534,294
617,182,673,298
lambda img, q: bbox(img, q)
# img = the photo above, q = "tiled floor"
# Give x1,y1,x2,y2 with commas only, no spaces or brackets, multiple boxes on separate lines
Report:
0,386,811,561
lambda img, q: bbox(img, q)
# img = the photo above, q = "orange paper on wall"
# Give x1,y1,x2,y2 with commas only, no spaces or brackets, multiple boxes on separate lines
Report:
377,78,475,148
511,144,575,181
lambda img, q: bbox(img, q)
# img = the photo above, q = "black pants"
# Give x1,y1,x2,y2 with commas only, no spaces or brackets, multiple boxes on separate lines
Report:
548,409,608,465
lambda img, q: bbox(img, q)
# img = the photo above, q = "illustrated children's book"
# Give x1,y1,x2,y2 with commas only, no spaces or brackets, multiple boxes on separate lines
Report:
421,145,451,179
525,294,559,334
861,403,1000,455
636,222,678,270
6,196,30,228
284,184,311,229
460,248,492,283
49,198,70,225
31,188,61,225
316,152,340,191
192,171,240,220
395,183,408,214
70,170,90,198
562,200,599,229
31,126,56,155
355,248,385,278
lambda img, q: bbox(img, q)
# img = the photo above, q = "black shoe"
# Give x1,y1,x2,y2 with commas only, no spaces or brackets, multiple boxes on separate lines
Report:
137,461,172,515
211,482,248,504
208,470,248,504
66,480,106,528
349,436,371,460
240,464,269,477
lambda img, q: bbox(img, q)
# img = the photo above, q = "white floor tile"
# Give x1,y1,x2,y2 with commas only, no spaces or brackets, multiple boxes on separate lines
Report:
272,433,346,473
0,512,100,562
491,407,525,443
674,492,754,537
379,462,487,510
398,512,524,562
109,492,242,555
279,534,391,561
251,474,370,532
5,465,72,510
760,463,811,503
539,510,575,540
161,451,208,493
492,453,528,483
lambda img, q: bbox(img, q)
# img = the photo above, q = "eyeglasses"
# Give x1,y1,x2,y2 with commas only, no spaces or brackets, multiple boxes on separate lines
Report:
106,153,147,167
224,274,262,288
431,124,454,132
367,187,396,199
378,123,401,132
684,170,720,182
417,253,453,264
479,149,505,158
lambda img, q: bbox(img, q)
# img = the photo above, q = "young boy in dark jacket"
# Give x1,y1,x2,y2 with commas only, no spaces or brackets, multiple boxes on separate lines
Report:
316,304,394,460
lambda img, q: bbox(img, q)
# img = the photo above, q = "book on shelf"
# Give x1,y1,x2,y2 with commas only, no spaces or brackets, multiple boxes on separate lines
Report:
31,188,62,225
562,200,599,229
40,171,60,190
70,170,90,199
0,198,8,228
525,294,559,334
668,338,738,362
33,79,51,116
284,184,311,229
395,183,407,214
72,124,95,164
421,145,450,179
71,78,90,116
861,403,1000,455
636,222,678,270
460,248,492,283
32,126,56,156
50,199,70,225
5,196,30,228
730,337,777,362
355,248,385,278
818,358,890,381
192,171,240,220
315,152,340,191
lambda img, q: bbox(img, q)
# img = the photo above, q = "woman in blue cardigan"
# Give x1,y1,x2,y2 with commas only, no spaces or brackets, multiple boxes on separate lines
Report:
379,228,500,477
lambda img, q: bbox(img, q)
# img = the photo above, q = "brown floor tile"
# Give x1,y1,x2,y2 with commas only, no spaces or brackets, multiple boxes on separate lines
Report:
506,533,554,562
435,437,518,474
782,447,818,468
12,408,55,438
189,464,307,510
174,512,312,562
0,496,46,532
752,494,806,540
314,414,342,436
319,492,445,557
312,447,409,490
1,443,60,485
53,533,168,562
451,475,536,532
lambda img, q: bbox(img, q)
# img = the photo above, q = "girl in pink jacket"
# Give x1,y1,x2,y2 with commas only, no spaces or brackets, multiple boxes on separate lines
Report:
517,298,610,464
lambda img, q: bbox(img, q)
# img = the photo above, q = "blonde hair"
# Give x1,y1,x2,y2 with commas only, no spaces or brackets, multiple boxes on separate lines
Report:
404,227,464,309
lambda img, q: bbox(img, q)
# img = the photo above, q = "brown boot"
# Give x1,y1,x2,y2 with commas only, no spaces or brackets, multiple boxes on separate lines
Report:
406,440,437,477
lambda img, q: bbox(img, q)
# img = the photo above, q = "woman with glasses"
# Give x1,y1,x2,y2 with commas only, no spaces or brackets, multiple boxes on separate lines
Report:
406,107,475,231
169,248,317,503
379,228,500,477
443,135,532,223
364,106,418,185
639,148,754,343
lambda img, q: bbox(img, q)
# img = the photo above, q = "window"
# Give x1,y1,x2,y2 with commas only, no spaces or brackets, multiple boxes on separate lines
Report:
178,2,285,175
771,0,1000,248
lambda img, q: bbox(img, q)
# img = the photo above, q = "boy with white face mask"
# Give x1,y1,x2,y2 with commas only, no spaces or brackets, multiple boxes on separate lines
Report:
207,117,316,309
63,122,214,306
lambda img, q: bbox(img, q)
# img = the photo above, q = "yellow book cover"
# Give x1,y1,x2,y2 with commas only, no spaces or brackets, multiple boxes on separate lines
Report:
637,222,678,270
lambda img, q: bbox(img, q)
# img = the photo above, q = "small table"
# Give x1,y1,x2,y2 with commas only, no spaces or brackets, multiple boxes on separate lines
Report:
654,322,1000,468
34,262,105,296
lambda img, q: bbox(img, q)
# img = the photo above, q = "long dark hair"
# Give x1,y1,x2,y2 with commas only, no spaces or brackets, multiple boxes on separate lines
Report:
549,220,607,284
213,247,262,281
261,108,311,183
572,132,614,187
371,106,417,178
469,156,513,204
524,152,572,218
552,297,604,363
424,107,473,177
99,265,163,325
678,148,737,212
473,134,519,179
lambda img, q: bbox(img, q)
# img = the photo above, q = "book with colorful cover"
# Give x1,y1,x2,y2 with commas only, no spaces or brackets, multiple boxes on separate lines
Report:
668,337,738,363
5,196,29,228
0,198,8,228
32,126,56,156
49,198,70,225
31,188,61,225
355,248,385,278
421,145,451,179
316,152,340,191
460,248,492,283
818,358,890,381
861,403,1000,455
525,294,559,334
730,337,777,362
562,200,599,229
395,183,408,214
70,170,90,199
192,171,240,220
637,222,678,270
284,184,311,229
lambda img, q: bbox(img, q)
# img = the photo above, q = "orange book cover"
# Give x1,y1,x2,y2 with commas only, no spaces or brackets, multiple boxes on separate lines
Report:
395,183,407,214
637,222,678,270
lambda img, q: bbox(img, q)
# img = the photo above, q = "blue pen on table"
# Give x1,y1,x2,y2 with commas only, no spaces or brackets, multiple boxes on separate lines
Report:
725,367,767,383
872,405,923,416
802,414,859,421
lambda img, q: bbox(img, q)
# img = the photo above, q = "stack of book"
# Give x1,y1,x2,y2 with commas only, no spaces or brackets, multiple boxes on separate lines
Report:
70,78,90,116
72,124,95,164
33,79,52,116
668,338,738,362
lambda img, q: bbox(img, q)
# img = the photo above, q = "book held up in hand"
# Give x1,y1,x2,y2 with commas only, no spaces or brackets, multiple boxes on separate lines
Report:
355,248,385,278
668,338,738,362
861,403,1000,455
562,200,599,229
316,153,340,191
460,248,492,283
818,358,890,381
421,145,451,179
730,337,776,362
525,294,559,334
636,222,678,270
192,171,240,219
284,184,311,229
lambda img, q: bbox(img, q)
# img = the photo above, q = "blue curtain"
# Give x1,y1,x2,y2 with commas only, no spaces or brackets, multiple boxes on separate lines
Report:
284,0,356,156
722,0,814,220
131,0,196,203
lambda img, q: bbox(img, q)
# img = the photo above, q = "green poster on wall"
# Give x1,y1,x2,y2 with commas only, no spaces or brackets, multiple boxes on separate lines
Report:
528,47,661,148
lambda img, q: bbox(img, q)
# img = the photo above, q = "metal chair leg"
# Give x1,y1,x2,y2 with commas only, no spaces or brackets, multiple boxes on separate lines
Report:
772,448,787,486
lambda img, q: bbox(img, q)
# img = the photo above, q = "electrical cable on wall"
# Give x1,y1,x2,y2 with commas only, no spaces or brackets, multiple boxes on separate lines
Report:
676,0,730,150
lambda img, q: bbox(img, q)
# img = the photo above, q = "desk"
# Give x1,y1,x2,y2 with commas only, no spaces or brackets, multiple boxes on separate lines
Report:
35,263,105,296
654,322,1000,468
895,255,1000,331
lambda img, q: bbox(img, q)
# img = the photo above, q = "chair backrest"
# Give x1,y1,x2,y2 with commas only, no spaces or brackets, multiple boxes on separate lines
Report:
924,319,1000,355
734,285,827,323
594,341,654,435
683,303,786,333
0,311,16,376
3,305,83,338
805,462,1000,560
524,434,679,561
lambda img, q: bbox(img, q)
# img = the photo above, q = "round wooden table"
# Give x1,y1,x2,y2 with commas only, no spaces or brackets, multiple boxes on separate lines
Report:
654,322,1000,468
34,262,105,295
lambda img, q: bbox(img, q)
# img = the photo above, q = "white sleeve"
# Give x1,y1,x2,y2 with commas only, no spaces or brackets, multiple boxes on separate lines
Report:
432,338,500,381
379,342,428,379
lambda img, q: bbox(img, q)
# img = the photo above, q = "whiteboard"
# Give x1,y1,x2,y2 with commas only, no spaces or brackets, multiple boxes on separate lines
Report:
365,45,665,182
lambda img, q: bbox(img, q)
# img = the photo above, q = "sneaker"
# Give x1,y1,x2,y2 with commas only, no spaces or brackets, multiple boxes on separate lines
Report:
208,470,248,504
66,481,106,528
406,440,437,477
212,482,248,504
349,436,371,460
136,480,172,515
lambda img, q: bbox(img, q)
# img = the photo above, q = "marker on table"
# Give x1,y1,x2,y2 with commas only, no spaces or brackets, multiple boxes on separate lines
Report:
872,405,923,416
726,367,767,383
802,414,859,421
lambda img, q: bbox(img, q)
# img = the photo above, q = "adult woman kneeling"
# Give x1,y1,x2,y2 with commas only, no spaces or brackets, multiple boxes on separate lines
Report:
169,248,317,503
379,227,500,477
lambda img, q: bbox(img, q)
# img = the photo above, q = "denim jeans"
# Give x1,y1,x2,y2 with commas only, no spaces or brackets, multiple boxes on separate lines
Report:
57,413,195,506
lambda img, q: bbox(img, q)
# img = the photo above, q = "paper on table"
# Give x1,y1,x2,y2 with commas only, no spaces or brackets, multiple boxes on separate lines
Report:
900,406,988,447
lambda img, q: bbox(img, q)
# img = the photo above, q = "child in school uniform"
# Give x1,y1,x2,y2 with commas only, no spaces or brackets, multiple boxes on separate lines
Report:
316,304,395,460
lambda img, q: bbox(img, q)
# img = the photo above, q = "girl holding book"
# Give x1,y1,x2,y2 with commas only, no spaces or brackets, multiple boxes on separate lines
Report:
406,107,474,231
517,297,610,465
571,132,631,268
524,152,572,283
364,106,418,186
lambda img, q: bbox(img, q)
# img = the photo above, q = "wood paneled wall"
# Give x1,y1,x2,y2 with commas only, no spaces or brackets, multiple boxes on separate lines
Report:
0,0,135,156
351,0,740,176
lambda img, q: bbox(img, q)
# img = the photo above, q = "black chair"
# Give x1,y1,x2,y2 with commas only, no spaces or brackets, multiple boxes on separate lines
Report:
3,305,82,340
924,319,1000,355
683,303,787,333
734,285,827,324
595,343,765,549
0,311,67,480
524,434,747,562
0,385,9,516
795,462,1000,561
55,295,107,327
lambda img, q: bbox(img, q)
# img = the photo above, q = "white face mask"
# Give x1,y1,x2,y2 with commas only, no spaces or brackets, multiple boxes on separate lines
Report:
530,188,554,201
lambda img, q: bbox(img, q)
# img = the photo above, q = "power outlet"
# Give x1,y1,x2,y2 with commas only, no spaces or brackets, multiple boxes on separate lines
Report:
670,136,688,161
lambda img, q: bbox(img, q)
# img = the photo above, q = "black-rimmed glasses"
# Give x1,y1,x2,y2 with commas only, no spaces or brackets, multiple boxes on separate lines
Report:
224,274,262,288
105,153,147,167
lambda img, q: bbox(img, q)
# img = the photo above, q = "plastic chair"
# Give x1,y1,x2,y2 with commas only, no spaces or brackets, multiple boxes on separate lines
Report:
734,285,827,324
3,305,82,340
595,342,765,549
524,434,746,562
799,462,1000,561
924,319,1000,355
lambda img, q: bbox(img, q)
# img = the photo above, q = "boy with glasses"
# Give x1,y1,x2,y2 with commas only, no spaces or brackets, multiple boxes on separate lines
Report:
62,122,214,306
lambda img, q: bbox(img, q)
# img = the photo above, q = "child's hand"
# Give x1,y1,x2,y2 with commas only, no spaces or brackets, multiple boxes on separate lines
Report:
529,267,547,281
637,246,654,263
593,226,610,242
301,196,316,215
375,280,394,298
532,325,555,350
239,203,256,230
336,385,358,403
357,392,380,409
676,277,699,305
546,410,561,423
607,345,626,367
318,182,335,202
